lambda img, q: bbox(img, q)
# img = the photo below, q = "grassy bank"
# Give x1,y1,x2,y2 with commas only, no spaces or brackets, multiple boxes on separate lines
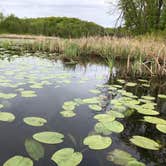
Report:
0,34,165,76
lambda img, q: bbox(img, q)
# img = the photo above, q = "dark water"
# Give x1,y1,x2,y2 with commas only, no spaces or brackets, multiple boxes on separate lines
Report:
0,56,165,166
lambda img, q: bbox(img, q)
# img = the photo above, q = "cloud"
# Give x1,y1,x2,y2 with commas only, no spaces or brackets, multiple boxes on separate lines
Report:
0,0,119,27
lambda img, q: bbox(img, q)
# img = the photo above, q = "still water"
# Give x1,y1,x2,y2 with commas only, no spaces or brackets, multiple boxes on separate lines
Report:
0,55,165,166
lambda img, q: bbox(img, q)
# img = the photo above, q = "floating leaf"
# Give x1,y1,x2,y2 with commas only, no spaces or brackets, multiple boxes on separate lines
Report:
107,111,125,118
60,111,76,118
21,91,37,98
107,149,145,166
156,124,166,134
130,136,160,150
83,97,99,104
23,117,47,127
0,93,17,99
0,112,15,122
83,135,112,150
94,122,112,135
117,79,125,84
143,116,166,125
89,105,102,111
141,96,155,101
0,104,4,109
126,82,137,87
51,148,83,166
3,156,33,166
25,139,45,161
102,121,124,133
158,94,166,99
94,114,115,122
33,131,64,144
136,107,159,115
62,101,76,111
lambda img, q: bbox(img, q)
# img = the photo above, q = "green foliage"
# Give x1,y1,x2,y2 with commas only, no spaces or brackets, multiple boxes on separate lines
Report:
118,0,166,34
0,15,105,38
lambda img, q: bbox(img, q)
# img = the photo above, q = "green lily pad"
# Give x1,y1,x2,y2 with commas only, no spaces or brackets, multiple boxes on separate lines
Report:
25,139,45,161
94,122,112,135
141,84,150,88
0,112,15,122
0,104,4,109
0,93,17,99
21,91,37,98
107,149,145,166
141,96,155,101
94,114,115,122
107,111,125,118
62,101,76,111
143,116,166,125
89,105,102,111
33,131,64,144
102,121,124,133
130,136,160,150
83,97,99,104
156,124,166,134
51,148,83,166
60,111,76,118
117,79,125,84
83,135,112,150
136,107,159,115
158,94,166,99
126,82,137,87
3,156,33,166
23,117,47,127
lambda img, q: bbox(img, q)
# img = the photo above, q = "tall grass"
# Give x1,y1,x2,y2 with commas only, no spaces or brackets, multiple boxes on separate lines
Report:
0,35,165,76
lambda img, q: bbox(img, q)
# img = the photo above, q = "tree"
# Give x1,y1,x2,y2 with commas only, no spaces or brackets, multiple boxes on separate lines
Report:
117,0,166,34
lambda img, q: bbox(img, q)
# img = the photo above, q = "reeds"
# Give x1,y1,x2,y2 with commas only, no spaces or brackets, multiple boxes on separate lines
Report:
0,35,165,76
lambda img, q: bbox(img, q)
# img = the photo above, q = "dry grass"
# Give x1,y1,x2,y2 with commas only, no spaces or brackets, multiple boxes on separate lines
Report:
0,34,165,76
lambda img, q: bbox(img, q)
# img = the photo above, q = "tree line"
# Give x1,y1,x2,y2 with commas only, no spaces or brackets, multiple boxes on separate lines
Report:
0,14,108,38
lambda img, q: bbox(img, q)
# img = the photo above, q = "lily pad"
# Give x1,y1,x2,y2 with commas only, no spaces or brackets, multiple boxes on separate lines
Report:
94,114,115,122
23,117,47,127
141,96,155,101
0,93,17,99
33,131,64,144
102,121,124,133
89,105,102,111
107,111,125,118
158,94,166,99
83,97,99,104
21,91,37,98
51,148,83,166
60,111,76,118
83,135,112,150
107,149,145,166
0,104,4,109
0,112,15,122
156,124,166,134
3,156,33,166
143,116,166,125
94,122,112,135
25,139,45,161
136,107,159,115
130,136,160,150
126,82,137,87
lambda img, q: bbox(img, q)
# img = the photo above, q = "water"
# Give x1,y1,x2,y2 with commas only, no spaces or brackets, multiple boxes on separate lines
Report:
0,55,165,166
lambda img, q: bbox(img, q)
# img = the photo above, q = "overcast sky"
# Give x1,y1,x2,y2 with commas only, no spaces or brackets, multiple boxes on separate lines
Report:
0,0,119,27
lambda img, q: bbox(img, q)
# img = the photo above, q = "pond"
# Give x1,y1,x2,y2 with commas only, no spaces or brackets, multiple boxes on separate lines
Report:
0,52,165,166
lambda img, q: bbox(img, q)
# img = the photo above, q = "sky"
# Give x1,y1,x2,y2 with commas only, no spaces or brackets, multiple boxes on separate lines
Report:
0,0,119,27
